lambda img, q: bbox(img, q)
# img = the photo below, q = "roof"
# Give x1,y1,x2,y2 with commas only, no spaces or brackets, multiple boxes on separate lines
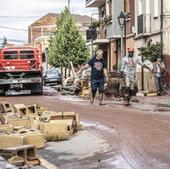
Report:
29,13,94,27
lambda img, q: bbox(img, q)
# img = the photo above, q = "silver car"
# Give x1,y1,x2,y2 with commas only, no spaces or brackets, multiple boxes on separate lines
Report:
43,69,62,85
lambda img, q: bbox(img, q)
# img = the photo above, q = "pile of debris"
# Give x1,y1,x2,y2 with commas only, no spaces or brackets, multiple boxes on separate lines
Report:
59,75,90,97
59,75,126,99
0,101,82,168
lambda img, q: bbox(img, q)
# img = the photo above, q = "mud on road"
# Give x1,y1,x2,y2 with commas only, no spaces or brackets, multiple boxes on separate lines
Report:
1,87,170,169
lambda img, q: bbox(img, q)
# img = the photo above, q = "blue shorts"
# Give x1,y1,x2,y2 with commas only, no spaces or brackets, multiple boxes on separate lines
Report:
91,79,104,94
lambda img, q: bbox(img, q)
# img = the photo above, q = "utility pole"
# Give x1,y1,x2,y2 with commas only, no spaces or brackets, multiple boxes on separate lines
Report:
68,0,70,10
67,0,71,78
117,12,126,70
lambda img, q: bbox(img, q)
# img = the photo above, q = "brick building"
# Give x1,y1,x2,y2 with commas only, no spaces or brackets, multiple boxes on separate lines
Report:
86,0,135,72
28,13,92,51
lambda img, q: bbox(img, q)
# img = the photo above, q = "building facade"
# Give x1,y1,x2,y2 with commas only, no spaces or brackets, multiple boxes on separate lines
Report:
86,0,135,72
86,0,170,89
28,13,93,72
135,0,170,88
28,13,92,51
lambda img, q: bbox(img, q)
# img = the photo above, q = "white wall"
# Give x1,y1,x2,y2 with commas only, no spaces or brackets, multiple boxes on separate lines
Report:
163,0,170,55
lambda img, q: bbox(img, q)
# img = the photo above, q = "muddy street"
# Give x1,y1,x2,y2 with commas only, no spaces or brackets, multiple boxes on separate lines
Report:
1,87,170,169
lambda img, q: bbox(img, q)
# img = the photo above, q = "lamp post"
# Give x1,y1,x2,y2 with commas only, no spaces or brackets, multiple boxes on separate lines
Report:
117,11,126,59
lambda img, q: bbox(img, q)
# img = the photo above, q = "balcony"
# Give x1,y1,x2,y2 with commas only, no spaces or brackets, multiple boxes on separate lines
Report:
86,0,105,8
137,14,151,35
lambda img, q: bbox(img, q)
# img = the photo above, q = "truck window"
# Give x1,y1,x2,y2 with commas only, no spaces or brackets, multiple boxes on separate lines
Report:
3,51,18,59
20,50,34,59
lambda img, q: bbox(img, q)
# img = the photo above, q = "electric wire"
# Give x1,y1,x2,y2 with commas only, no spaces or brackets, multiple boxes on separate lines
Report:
0,26,56,33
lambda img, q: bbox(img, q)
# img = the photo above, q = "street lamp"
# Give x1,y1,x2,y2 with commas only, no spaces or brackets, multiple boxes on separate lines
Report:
117,11,126,59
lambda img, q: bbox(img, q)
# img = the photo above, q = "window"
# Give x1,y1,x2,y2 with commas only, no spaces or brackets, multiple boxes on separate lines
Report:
3,51,18,60
20,50,34,59
154,0,159,18
99,5,106,18
45,70,59,75
101,10,105,17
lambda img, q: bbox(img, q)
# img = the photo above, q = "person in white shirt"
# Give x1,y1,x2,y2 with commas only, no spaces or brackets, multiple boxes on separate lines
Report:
121,48,150,104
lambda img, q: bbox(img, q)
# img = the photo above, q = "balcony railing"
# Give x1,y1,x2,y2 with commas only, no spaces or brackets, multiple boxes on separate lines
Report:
137,14,151,35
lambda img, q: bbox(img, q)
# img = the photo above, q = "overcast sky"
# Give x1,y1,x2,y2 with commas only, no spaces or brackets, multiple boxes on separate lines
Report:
0,0,97,43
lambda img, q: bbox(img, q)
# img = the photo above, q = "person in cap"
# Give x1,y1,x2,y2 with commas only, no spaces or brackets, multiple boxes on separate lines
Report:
121,48,150,105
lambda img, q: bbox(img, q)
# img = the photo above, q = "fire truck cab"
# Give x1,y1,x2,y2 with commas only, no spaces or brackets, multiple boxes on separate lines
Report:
0,47,43,95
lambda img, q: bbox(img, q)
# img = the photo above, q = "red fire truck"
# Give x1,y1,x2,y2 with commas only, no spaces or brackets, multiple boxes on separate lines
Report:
0,46,43,95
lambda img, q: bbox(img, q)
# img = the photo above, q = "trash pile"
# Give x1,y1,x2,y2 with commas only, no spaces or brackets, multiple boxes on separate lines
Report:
59,73,126,99
59,75,90,98
0,101,82,168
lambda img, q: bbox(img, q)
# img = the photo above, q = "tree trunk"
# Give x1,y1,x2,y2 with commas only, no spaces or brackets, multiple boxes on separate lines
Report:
61,66,64,85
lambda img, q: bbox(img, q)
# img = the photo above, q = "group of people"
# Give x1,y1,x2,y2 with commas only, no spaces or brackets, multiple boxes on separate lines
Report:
77,48,166,106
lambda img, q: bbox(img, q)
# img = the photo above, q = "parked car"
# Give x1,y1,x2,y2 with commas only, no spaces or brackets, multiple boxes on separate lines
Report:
43,69,62,85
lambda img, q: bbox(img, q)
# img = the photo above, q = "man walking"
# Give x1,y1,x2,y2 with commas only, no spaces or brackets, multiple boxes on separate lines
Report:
77,49,108,105
121,48,150,105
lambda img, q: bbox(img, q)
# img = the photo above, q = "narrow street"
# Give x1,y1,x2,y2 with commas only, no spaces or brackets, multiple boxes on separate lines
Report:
1,87,170,169
1,0,170,168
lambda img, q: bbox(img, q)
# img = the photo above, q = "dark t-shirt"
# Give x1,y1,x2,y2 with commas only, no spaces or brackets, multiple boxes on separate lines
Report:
88,56,106,80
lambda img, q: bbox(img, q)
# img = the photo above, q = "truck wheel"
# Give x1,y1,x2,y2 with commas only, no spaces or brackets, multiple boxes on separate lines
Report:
0,90,5,96
31,83,43,95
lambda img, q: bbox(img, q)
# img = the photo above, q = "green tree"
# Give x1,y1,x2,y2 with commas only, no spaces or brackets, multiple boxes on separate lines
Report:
48,7,89,68
138,42,163,62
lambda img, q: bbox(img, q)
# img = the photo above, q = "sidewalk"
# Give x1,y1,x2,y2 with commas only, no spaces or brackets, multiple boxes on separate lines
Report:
106,91,170,113
130,91,170,113
136,90,170,105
